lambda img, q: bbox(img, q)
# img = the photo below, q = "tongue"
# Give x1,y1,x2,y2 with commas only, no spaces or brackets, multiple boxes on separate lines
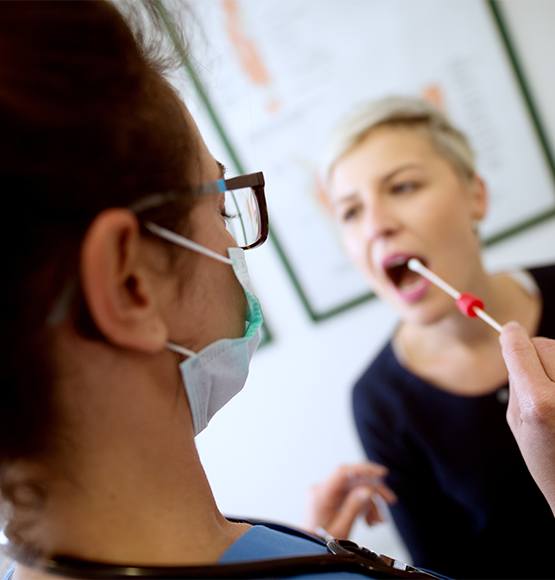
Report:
398,268,421,289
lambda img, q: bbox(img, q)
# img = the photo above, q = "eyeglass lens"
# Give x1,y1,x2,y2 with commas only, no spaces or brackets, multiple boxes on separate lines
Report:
224,187,261,248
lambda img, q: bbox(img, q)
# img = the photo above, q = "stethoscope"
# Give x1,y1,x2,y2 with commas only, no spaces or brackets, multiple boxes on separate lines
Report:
5,520,447,579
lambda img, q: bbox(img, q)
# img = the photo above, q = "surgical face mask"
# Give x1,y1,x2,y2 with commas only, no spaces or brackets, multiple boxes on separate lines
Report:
146,223,264,436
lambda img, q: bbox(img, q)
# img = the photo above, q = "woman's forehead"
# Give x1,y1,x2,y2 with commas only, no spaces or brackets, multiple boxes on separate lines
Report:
352,125,438,159
329,131,434,193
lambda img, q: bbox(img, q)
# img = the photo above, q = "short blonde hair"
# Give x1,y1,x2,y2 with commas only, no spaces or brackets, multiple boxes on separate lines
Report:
323,95,476,182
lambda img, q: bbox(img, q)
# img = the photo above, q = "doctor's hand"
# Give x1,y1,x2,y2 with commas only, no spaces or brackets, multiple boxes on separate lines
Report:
305,462,397,540
500,321,555,516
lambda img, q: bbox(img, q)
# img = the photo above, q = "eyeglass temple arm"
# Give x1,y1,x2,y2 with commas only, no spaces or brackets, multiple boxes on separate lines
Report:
223,171,265,190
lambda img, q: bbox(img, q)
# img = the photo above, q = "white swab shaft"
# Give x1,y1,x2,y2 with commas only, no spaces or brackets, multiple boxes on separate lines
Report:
407,259,460,300
473,307,503,333
408,258,502,334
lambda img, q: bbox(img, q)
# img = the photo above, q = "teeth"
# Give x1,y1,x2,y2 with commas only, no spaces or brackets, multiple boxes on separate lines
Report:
399,277,421,290
387,256,408,268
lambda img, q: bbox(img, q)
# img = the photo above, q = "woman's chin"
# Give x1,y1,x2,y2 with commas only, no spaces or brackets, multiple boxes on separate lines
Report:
392,296,455,328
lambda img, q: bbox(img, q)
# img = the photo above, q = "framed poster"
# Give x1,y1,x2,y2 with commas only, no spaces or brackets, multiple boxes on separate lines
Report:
159,0,555,322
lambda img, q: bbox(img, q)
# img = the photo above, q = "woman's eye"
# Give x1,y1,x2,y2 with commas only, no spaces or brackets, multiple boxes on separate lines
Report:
391,181,419,194
340,204,362,222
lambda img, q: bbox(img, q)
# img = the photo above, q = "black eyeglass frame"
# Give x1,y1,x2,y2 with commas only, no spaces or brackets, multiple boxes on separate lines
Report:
130,171,268,250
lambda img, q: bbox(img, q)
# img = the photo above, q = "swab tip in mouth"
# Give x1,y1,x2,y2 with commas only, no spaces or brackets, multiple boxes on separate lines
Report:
407,258,423,273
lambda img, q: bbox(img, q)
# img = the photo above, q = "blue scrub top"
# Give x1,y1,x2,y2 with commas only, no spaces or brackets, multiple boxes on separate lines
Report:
219,523,365,578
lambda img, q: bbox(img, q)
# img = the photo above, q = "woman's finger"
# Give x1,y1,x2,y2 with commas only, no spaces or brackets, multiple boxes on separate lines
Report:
364,498,383,525
322,462,388,504
343,462,388,479
373,482,397,505
346,474,396,502
327,486,373,538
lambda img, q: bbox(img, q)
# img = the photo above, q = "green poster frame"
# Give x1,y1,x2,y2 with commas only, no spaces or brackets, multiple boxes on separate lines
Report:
156,0,555,323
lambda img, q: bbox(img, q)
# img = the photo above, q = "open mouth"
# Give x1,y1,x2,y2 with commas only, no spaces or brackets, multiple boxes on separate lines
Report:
383,255,427,291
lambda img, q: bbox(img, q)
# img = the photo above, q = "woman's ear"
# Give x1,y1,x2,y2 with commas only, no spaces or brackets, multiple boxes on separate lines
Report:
314,173,334,215
469,174,488,222
80,209,168,353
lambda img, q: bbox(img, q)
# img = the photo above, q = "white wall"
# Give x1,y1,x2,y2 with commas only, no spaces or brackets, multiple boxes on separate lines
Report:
195,0,555,562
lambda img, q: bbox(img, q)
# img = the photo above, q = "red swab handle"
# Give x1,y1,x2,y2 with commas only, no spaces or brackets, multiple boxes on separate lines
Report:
456,293,484,318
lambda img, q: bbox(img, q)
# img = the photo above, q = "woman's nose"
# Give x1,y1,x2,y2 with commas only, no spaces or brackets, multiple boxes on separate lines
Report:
362,201,399,242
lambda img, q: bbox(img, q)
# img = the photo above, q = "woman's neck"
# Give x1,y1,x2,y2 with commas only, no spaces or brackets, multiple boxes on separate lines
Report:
404,266,537,347
394,266,541,394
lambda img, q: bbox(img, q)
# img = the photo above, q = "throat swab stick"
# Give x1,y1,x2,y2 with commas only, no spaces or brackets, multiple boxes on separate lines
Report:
407,258,502,334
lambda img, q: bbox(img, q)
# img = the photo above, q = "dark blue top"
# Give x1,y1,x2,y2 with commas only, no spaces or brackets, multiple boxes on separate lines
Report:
353,265,555,580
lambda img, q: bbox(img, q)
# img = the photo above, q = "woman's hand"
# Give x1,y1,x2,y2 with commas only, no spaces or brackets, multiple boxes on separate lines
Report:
500,321,555,516
305,462,397,539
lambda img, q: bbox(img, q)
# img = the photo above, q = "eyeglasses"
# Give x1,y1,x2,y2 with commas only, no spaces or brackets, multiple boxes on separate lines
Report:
204,171,268,250
131,171,268,250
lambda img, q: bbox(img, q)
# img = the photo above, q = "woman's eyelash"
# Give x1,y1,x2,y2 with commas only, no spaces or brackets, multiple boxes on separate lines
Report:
339,182,421,221
341,205,362,221
391,180,420,193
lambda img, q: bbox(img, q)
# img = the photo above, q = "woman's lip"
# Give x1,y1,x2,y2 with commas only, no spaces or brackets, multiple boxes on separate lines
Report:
381,252,417,270
380,252,428,273
395,277,430,304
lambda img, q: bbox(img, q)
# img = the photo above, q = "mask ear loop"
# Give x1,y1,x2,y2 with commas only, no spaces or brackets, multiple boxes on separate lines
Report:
145,222,233,265
167,342,196,358
145,222,236,359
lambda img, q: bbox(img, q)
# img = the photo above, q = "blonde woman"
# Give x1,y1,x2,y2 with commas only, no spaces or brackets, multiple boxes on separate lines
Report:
309,97,555,579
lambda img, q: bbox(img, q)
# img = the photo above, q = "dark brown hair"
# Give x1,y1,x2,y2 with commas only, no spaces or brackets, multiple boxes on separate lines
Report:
0,1,196,462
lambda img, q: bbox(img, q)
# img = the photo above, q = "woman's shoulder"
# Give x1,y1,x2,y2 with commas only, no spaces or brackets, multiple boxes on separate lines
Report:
524,264,555,334
352,339,413,412
527,263,555,292
357,339,399,382
503,264,555,334
353,339,420,398
354,341,397,389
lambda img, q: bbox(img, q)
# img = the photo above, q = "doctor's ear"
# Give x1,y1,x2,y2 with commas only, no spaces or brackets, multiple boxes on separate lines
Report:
79,209,169,353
